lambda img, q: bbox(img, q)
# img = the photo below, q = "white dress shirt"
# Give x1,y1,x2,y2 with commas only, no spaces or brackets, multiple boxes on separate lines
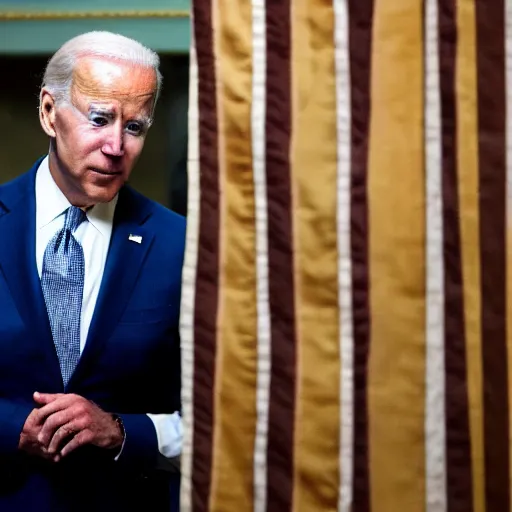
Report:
35,156,182,460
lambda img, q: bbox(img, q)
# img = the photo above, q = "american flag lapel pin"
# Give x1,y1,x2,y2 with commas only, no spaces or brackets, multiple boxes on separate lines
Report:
128,234,143,244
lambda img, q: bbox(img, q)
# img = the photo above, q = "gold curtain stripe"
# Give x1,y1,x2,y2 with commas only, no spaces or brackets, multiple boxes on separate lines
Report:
208,0,258,509
456,0,485,510
290,0,340,510
0,10,189,21
367,0,426,510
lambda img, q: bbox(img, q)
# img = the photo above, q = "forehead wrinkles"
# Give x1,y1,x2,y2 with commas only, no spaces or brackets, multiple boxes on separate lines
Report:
70,57,156,111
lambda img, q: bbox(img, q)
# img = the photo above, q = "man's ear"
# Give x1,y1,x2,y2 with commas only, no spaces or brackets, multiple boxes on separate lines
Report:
39,89,57,138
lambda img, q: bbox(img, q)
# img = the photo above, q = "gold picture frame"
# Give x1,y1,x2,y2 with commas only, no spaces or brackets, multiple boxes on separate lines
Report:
0,10,189,21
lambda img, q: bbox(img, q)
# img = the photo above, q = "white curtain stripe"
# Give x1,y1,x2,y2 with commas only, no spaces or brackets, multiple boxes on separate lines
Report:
425,0,447,509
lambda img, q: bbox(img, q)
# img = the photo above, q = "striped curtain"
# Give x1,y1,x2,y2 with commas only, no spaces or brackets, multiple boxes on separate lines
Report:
180,0,512,510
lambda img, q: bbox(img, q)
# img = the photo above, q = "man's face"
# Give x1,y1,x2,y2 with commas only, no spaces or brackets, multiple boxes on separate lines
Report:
40,56,157,206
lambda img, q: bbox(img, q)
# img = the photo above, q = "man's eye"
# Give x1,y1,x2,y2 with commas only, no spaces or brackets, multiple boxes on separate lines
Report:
126,122,143,135
90,115,108,127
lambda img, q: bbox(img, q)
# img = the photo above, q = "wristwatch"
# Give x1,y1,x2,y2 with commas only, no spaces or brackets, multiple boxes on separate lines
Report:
112,414,126,446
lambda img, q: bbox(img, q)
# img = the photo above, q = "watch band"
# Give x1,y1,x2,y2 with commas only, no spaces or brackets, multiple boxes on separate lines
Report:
112,413,126,445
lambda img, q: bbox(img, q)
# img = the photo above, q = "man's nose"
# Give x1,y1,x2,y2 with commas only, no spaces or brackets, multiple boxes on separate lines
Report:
101,124,124,157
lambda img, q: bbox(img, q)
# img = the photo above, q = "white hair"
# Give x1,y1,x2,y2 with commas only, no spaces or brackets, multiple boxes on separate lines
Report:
41,31,162,113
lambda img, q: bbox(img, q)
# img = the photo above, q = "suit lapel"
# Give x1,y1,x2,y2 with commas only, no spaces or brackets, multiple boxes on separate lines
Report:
0,161,62,384
70,186,154,384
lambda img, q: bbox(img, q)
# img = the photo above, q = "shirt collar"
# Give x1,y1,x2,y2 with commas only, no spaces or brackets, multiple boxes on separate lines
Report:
35,155,118,236
87,195,118,238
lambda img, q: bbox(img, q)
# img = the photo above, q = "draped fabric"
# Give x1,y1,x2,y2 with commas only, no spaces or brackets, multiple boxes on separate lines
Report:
180,0,512,510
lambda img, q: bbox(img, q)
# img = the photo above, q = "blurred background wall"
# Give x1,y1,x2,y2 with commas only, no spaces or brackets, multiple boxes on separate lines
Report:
0,0,190,214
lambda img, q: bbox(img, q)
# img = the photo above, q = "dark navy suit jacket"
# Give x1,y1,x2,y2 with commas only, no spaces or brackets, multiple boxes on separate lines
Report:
0,159,185,511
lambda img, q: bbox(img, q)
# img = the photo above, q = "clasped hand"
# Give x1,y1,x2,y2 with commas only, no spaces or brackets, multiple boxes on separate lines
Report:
19,392,123,462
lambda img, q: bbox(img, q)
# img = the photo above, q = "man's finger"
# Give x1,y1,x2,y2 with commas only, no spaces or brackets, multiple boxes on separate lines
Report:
33,392,64,405
38,409,75,447
60,430,93,458
48,422,79,455
24,407,44,428
33,395,75,424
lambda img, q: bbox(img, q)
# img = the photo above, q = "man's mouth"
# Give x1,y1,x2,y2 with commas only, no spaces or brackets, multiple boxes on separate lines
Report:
91,168,122,176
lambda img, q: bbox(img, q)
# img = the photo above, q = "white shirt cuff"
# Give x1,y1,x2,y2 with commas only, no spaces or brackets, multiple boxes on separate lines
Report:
146,411,182,459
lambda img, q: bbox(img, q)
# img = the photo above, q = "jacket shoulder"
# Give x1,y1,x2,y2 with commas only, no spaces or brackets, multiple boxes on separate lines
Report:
0,158,42,211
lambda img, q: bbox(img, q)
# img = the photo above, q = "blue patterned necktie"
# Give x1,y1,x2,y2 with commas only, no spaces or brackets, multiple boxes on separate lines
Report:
41,206,87,386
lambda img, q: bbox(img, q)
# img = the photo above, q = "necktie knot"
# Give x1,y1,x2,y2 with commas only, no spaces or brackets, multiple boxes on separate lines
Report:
64,206,87,233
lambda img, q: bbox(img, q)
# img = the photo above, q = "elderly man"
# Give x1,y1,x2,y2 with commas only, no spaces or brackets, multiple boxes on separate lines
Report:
0,32,184,511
